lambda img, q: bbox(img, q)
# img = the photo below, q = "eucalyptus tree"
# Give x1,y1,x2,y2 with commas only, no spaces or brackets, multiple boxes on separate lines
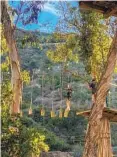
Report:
81,14,117,157
1,1,44,114
49,2,117,157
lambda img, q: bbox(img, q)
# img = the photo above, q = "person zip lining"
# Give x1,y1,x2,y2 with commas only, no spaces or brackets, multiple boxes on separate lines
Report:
63,83,72,112
64,67,112,108
67,84,72,100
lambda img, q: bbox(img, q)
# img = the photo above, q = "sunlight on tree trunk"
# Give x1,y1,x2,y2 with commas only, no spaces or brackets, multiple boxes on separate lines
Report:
83,29,117,157
1,1,22,114
97,117,113,157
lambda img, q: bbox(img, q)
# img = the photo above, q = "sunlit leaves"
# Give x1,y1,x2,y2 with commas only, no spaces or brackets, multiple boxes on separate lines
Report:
21,70,30,85
1,57,10,72
30,129,49,155
47,45,78,63
47,34,79,64
0,25,8,54
79,11,111,81
1,104,49,157
19,34,40,48
58,4,113,81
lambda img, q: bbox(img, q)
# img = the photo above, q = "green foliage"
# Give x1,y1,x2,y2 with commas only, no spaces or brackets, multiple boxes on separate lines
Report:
16,30,66,49
1,61,12,106
2,10,117,156
0,25,8,54
45,131,70,151
32,109,87,149
1,57,10,71
79,11,111,81
1,104,49,157
57,4,112,81
1,80,12,106
21,113,70,151
1,59,49,157
21,70,30,85
47,34,79,63
2,2,117,156
52,33,67,42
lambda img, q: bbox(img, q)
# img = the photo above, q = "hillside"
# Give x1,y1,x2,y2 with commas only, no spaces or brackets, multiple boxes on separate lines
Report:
16,30,117,111
16,30,117,156
1,1,117,157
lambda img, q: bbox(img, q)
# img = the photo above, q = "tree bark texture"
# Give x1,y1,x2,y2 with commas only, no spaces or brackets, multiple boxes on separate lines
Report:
1,1,22,114
83,30,117,157
97,117,113,157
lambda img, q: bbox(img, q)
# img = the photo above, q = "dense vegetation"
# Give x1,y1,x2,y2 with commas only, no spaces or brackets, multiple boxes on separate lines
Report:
1,1,117,157
2,29,117,157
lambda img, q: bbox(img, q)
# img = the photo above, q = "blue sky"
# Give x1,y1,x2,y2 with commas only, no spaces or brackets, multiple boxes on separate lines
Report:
9,1,77,33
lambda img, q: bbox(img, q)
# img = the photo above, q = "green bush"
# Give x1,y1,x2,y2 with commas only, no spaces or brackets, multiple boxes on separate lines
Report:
45,132,70,151
1,104,49,157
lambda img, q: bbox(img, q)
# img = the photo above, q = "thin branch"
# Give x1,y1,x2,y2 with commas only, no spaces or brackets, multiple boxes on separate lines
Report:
14,2,24,30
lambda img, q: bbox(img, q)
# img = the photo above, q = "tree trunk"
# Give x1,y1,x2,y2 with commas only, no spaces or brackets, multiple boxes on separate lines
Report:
97,117,113,157
83,30,117,157
1,1,22,114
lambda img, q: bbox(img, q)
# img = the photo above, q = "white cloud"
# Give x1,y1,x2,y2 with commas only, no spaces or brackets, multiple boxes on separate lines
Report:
42,3,60,16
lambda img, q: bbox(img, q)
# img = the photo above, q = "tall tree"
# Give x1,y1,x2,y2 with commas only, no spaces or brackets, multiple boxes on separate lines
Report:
79,11,111,81
83,28,117,157
53,2,117,156
1,1,43,114
78,7,117,157
1,1,22,114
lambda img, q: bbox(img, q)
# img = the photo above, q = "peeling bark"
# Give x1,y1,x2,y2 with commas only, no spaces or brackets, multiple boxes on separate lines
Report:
1,1,22,114
83,30,117,157
97,117,113,157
